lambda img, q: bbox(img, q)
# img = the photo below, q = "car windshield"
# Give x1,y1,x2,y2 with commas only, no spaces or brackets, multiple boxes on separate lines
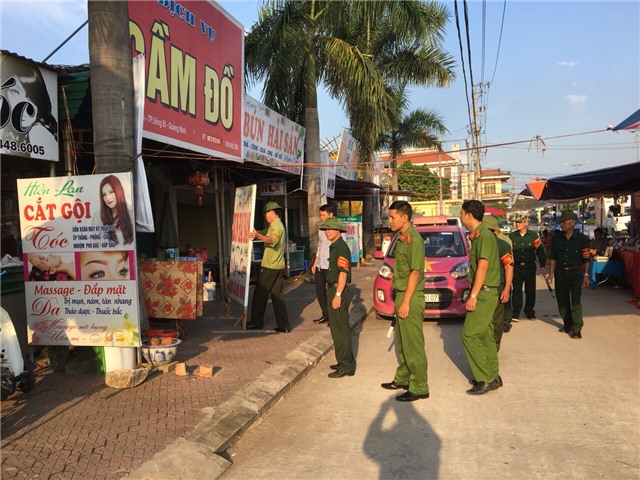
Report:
387,229,466,258
423,231,466,257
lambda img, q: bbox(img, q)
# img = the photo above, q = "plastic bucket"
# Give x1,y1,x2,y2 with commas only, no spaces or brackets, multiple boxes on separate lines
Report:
204,282,216,301
104,346,136,372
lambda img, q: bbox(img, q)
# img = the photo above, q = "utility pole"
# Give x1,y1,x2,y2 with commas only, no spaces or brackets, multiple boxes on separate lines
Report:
470,83,487,200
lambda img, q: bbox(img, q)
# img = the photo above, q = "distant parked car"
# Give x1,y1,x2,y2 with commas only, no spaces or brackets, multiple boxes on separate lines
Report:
499,219,511,234
373,219,471,319
606,208,631,236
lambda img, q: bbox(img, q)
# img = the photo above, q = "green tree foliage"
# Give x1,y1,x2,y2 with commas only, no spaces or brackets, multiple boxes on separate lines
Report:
398,160,451,201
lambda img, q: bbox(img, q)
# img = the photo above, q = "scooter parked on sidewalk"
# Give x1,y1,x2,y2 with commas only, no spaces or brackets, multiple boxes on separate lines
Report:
1,306,35,401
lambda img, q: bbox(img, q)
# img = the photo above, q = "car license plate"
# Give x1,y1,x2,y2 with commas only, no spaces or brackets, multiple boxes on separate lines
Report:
425,294,440,302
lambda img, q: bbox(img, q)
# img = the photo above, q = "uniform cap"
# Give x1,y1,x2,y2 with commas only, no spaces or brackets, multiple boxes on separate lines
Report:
482,215,500,231
319,217,346,232
514,215,529,223
558,210,578,223
263,201,283,214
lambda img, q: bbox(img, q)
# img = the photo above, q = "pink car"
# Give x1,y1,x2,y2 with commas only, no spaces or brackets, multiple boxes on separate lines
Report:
373,222,471,319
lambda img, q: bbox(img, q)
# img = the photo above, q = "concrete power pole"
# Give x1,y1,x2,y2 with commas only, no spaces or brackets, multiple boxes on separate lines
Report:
470,83,487,200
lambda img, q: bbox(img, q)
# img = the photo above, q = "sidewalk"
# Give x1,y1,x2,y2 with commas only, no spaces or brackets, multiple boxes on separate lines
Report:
0,263,378,480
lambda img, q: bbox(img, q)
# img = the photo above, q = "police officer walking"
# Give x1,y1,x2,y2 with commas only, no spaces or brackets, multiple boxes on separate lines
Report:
320,217,356,378
482,216,514,351
546,211,590,339
508,215,546,321
460,200,502,395
380,201,429,402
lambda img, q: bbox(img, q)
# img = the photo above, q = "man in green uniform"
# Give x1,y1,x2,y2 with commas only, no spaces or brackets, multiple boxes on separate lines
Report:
460,200,502,395
508,215,546,322
320,217,355,378
482,216,514,351
546,211,590,339
380,201,429,402
247,201,291,333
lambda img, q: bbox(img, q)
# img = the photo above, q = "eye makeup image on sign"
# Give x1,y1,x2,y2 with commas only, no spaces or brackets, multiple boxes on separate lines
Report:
77,251,132,281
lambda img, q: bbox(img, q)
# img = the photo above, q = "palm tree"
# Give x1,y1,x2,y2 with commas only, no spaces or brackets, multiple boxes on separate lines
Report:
88,0,135,173
245,0,455,255
376,83,448,192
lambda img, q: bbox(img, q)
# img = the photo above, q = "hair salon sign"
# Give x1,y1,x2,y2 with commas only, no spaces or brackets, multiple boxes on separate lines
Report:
17,173,140,347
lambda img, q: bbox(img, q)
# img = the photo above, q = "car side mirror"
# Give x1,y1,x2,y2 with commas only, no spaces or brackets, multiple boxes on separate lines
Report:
373,250,384,260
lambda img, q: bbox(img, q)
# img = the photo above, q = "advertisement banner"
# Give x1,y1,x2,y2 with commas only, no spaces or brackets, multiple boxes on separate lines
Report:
336,130,359,181
243,95,305,175
228,184,257,306
339,215,363,263
259,178,285,197
129,0,243,161
17,173,139,347
321,150,336,199
0,53,59,162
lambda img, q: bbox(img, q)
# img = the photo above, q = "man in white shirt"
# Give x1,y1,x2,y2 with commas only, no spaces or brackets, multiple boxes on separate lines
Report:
311,204,335,324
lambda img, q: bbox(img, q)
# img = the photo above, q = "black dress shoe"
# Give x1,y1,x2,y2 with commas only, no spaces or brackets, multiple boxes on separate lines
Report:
469,376,503,387
245,323,263,330
328,370,354,378
558,327,570,333
503,325,512,333
466,378,501,395
569,331,582,339
313,317,328,324
329,364,340,370
274,327,290,333
381,381,409,390
396,391,429,402
526,313,536,319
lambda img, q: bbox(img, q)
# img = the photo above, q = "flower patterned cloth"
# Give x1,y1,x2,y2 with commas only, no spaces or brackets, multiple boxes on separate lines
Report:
140,260,203,320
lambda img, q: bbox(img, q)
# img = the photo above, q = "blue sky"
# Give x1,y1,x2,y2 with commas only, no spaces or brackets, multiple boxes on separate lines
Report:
2,0,638,191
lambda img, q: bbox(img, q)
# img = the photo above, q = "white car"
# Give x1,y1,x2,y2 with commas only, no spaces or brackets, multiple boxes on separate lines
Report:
499,219,512,234
607,211,630,235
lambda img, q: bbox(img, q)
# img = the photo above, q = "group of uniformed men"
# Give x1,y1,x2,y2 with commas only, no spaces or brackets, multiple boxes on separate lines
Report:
251,199,589,401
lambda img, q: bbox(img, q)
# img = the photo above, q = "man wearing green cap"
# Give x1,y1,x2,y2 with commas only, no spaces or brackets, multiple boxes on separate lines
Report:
460,200,502,395
546,211,590,339
482,216,514,351
509,215,547,321
320,217,355,378
380,200,429,402
247,201,291,333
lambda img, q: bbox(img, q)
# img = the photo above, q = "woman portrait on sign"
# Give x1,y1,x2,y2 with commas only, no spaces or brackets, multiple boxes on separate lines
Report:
97,175,134,246
78,251,131,281
26,253,75,281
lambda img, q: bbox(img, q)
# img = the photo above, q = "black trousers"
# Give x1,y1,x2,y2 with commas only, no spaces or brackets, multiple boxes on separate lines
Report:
314,267,329,319
512,263,537,317
251,267,290,329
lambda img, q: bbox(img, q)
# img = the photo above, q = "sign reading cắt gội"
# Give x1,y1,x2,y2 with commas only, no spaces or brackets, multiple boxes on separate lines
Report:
129,0,244,162
228,184,257,306
17,173,140,347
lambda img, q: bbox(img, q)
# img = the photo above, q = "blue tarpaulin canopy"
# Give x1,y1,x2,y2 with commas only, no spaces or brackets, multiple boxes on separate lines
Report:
520,162,640,202
612,109,640,131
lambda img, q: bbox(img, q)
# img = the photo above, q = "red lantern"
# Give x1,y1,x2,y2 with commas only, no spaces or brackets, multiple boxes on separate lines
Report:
188,171,210,206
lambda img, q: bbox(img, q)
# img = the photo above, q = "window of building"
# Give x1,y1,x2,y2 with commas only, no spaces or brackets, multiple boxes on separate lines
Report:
484,183,496,195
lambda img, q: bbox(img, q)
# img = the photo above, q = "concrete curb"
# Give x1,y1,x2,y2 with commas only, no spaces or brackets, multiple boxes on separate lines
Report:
124,328,334,480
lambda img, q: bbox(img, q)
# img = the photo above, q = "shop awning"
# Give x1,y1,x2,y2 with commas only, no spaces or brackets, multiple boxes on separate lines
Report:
520,162,640,202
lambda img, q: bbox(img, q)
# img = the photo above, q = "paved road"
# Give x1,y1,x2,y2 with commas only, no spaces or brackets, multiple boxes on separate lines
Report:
221,277,640,480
